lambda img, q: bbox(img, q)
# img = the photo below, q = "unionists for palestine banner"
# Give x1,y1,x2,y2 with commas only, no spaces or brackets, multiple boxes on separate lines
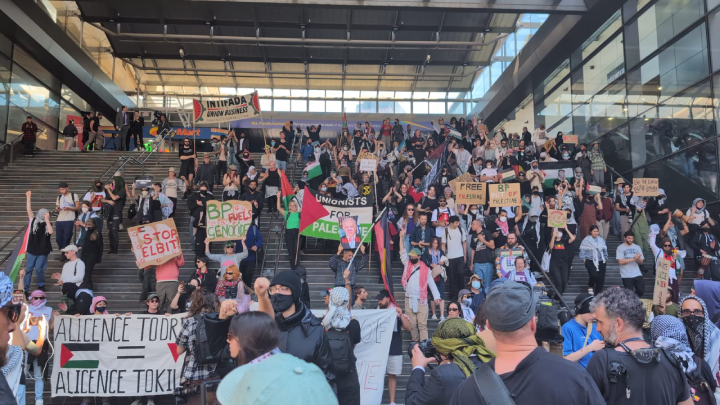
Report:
193,92,261,124
300,188,374,241
51,314,187,397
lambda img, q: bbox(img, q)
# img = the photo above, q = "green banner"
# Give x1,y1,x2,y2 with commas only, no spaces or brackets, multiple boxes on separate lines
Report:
301,189,374,241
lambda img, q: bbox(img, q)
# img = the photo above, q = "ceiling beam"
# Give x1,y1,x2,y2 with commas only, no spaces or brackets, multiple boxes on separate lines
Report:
252,6,274,89
116,54,491,66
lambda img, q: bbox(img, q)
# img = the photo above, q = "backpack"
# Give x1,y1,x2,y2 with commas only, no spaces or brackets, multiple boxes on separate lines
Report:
193,313,231,365
534,296,563,343
57,193,78,219
326,328,355,376
669,354,717,405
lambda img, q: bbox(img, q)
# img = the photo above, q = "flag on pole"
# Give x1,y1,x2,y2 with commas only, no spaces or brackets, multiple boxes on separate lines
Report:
4,220,30,282
473,113,478,129
373,210,396,304
419,140,449,192
304,161,324,180
447,128,462,139
396,138,406,154
342,112,348,130
299,186,331,234
280,169,295,210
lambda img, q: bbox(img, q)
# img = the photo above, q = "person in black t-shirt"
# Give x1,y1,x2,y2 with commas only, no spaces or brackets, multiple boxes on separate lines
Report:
450,281,605,405
587,288,691,405
274,131,291,171
377,289,412,405
470,219,494,295
143,293,161,314
24,191,53,295
178,138,196,199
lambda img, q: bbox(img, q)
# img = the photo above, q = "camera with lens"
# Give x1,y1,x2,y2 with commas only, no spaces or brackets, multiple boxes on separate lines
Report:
173,384,200,398
408,339,436,359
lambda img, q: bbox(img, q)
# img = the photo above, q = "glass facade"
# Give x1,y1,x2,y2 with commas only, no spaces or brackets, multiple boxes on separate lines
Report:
520,0,720,201
0,32,105,150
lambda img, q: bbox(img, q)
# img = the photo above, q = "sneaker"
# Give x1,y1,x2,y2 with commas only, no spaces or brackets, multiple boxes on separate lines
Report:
35,400,43,405
430,314,438,320
440,316,446,322
147,399,155,405
119,224,125,231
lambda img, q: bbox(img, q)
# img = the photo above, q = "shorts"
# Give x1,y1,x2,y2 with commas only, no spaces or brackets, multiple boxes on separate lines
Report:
386,355,403,375
180,160,194,179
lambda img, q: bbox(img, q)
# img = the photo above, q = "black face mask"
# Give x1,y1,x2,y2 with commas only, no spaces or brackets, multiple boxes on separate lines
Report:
95,306,107,312
200,190,208,196
567,213,572,219
600,192,606,197
702,227,710,233
271,294,295,313
683,315,706,355
532,191,539,195
409,257,419,264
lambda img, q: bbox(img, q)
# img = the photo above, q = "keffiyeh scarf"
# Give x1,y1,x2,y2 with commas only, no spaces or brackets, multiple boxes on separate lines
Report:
652,315,697,374
322,287,351,330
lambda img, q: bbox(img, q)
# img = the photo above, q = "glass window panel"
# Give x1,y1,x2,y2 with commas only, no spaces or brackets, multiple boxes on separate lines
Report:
326,100,342,112
711,0,720,11
378,92,395,99
12,47,61,94
360,101,377,113
273,89,290,97
447,92,463,99
326,90,343,98
534,59,570,102
429,92,446,99
8,63,60,149
395,101,411,114
237,87,254,94
344,100,360,112
273,99,290,111
395,92,412,99
360,91,377,99
256,88,273,97
595,124,632,173
429,101,445,114
535,78,572,130
219,87,236,95
344,91,360,99
379,101,394,113
571,34,624,106
413,102,428,114
626,23,709,113
259,99,272,112
448,101,463,114
309,100,325,112
291,99,307,112
571,11,622,70
624,0,705,69
291,89,307,98
571,79,627,143
491,61,503,85
309,90,325,98
0,53,9,143
709,8,720,72
413,92,429,99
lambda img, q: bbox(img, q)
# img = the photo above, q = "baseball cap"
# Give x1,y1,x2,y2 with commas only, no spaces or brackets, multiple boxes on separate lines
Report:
58,182,69,188
168,167,176,173
408,248,422,257
375,289,391,300
146,293,159,302
485,280,537,332
320,287,333,297
458,289,472,300
229,164,237,171
61,245,78,252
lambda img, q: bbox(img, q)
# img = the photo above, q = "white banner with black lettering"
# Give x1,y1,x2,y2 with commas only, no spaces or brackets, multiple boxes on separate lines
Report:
51,314,187,397
312,308,396,405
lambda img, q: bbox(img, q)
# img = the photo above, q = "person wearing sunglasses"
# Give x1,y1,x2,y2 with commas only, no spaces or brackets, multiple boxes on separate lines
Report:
678,295,720,385
446,301,462,319
178,138,196,200
585,287,692,405
649,228,684,303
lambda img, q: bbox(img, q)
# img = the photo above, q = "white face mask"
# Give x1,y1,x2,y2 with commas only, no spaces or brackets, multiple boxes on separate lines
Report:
81,207,89,213
470,209,479,215
499,217,507,222
141,190,149,197
557,231,563,238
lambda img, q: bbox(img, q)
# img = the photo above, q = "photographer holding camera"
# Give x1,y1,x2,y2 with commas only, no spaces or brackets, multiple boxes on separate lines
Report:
406,318,494,405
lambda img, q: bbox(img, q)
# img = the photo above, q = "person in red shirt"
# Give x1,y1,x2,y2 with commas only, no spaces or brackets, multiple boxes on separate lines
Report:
144,254,185,312
381,118,393,149
21,116,38,156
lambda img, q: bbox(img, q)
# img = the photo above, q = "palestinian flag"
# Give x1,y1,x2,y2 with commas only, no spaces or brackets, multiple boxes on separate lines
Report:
473,113,478,129
373,210,397,305
342,112,348,130
447,127,463,139
499,169,515,182
538,161,576,189
420,140,449,192
4,220,30,282
299,187,331,234
396,138,406,154
304,161,323,180
280,169,295,210
60,343,100,369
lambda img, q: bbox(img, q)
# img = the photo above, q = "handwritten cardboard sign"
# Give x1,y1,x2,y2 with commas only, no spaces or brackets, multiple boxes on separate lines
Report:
477,124,488,134
633,178,658,196
489,183,521,207
357,150,379,162
455,182,486,205
563,135,578,144
448,172,474,191
359,159,377,172
206,200,253,242
547,210,567,228
653,258,672,305
127,219,182,269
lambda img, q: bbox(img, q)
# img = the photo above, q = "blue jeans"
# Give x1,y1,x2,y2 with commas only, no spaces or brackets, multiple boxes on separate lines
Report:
611,210,621,236
473,262,493,295
25,253,47,291
55,220,74,250
277,160,287,171
228,147,237,167
26,355,43,401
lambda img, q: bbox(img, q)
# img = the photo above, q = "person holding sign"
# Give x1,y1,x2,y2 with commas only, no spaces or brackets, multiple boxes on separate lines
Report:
205,240,249,277
548,224,576,296
649,228,684,303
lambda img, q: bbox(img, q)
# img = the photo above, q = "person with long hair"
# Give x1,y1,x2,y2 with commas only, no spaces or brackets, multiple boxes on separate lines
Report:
397,203,418,253
214,265,246,305
421,237,447,321
580,225,608,295
225,310,282,369
222,165,241,201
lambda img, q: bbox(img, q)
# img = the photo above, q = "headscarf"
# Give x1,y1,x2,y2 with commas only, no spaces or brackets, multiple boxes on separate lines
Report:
678,295,720,370
29,290,46,311
694,279,720,327
321,287,350,330
652,315,697,373
431,318,495,377
522,195,532,211
247,166,258,181
693,198,707,214
580,234,608,269
91,296,109,314
631,195,646,210
32,208,49,234
656,188,667,206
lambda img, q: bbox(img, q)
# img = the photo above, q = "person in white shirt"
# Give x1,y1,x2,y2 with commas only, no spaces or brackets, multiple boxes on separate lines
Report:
452,142,472,174
82,180,109,213
431,197,456,238
54,182,79,253
162,167,185,218
51,245,86,295
480,161,499,183
441,216,467,304
398,228,440,342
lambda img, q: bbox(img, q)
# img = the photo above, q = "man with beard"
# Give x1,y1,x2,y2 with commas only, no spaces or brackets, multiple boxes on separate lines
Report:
587,288,692,405
0,274,18,403
254,271,335,388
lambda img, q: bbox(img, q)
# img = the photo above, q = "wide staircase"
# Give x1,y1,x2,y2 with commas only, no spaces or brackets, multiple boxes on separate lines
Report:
0,149,697,404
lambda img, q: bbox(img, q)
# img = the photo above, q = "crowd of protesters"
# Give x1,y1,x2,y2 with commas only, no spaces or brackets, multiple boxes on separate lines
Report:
7,113,720,405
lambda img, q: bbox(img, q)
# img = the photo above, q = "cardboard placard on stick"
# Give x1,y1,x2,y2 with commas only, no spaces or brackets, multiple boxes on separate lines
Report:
547,210,567,228
357,150,379,162
563,135,578,144
488,183,521,207
206,200,253,242
633,178,659,196
359,159,377,172
455,182,486,205
448,172,474,191
653,258,672,305
127,218,182,269
477,124,488,134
